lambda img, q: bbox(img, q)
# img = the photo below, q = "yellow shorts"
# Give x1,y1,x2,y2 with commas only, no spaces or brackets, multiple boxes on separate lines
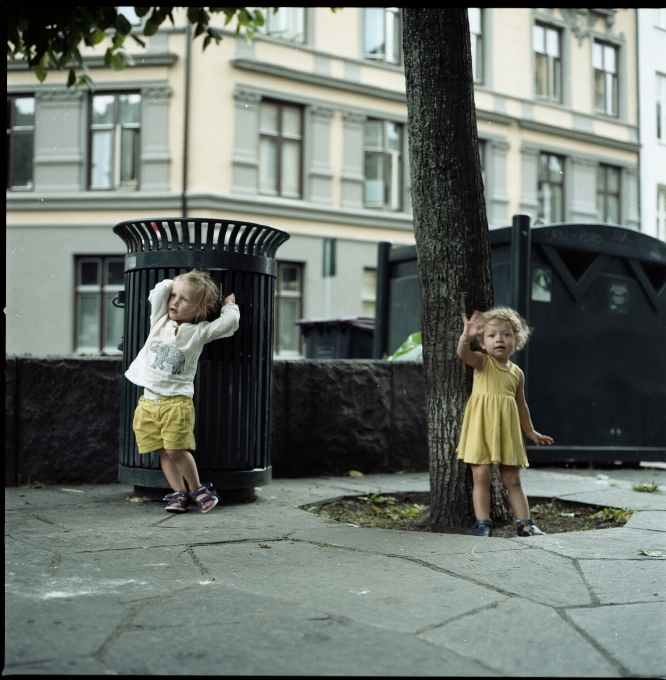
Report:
132,395,196,453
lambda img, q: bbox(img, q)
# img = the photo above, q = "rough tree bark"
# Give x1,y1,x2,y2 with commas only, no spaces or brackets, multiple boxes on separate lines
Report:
402,8,511,531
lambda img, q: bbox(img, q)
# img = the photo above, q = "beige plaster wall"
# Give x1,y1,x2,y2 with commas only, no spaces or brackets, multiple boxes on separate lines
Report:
314,7,360,59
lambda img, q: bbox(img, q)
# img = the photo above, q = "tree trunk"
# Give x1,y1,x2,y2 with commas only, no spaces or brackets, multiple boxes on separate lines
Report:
402,8,511,531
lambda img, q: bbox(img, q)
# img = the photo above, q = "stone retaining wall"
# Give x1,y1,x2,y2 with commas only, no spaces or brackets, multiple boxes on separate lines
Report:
5,357,427,486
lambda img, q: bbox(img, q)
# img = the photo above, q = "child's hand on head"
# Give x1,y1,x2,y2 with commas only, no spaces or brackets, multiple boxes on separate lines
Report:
461,310,487,341
223,293,235,306
529,431,554,446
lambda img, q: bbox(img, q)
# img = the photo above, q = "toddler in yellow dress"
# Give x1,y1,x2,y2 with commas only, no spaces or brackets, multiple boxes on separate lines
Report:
456,307,553,537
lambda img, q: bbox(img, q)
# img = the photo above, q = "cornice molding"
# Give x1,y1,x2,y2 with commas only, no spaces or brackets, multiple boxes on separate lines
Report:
6,191,415,232
231,58,407,103
233,87,262,105
35,90,84,103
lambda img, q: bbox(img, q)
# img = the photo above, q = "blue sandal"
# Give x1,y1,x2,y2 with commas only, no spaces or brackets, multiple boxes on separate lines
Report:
517,519,545,536
473,519,493,537
189,483,219,514
164,490,189,513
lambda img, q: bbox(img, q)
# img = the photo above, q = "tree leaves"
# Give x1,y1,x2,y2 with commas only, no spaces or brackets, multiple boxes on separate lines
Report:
8,7,338,89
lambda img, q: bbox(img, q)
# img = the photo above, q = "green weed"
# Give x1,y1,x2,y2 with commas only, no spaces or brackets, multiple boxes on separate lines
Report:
632,482,661,493
592,507,633,522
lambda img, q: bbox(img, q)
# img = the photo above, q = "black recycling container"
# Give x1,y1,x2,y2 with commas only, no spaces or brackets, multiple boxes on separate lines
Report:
113,217,290,500
296,317,375,359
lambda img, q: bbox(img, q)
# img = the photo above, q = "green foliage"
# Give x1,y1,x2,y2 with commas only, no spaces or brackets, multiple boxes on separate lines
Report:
591,507,633,522
358,489,394,506
632,482,661,493
6,6,275,88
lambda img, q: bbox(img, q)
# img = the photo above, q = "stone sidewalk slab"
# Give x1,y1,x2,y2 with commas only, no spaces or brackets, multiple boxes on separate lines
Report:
5,466,666,677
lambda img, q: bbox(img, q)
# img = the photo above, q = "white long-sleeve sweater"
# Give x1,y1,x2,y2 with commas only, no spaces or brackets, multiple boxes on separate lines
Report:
124,279,240,398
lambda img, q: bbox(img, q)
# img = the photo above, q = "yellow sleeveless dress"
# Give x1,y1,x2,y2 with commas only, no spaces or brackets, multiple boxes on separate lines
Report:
456,356,529,467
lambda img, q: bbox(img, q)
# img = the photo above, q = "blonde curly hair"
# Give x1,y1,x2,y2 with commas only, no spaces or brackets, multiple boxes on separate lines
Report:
172,269,220,324
476,306,531,352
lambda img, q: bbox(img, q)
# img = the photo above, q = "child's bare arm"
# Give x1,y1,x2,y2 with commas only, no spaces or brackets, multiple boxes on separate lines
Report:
515,369,554,446
458,311,486,371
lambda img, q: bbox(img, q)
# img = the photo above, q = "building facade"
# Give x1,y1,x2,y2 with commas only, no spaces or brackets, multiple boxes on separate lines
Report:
637,8,666,242
6,8,643,358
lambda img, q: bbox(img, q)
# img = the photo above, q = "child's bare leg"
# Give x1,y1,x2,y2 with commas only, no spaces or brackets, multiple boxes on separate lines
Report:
158,449,187,491
162,449,215,511
470,464,493,520
499,465,530,519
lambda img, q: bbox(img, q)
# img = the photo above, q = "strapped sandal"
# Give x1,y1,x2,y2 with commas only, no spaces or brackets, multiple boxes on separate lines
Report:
164,490,189,513
473,519,493,537
517,519,546,536
189,482,219,514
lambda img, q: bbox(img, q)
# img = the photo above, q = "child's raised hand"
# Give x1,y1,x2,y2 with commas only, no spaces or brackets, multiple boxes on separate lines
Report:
461,310,487,341
528,431,554,446
223,293,236,306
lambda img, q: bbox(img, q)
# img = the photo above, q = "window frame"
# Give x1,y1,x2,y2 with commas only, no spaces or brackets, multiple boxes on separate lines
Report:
657,73,666,141
593,39,619,117
363,7,402,66
6,94,35,191
533,22,562,103
468,8,483,84
364,118,404,212
274,260,304,357
259,7,306,43
258,99,304,200
87,91,141,191
656,186,666,242
537,152,565,224
361,267,377,318
596,164,621,225
74,255,125,355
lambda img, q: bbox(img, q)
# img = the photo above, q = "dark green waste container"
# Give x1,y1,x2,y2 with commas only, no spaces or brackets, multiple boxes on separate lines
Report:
113,217,290,499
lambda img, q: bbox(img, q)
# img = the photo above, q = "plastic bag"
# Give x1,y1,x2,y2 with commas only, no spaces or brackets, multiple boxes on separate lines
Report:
388,331,422,361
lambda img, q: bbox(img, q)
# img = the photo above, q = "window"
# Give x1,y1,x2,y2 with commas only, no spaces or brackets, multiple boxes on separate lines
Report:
116,6,142,25
533,24,561,102
593,41,618,116
596,165,621,224
657,187,666,242
259,101,302,199
469,8,483,83
259,7,305,42
274,262,303,356
657,74,666,141
362,268,377,317
6,96,35,190
364,7,401,65
89,92,141,190
75,257,125,354
478,139,486,187
538,153,564,224
364,119,403,210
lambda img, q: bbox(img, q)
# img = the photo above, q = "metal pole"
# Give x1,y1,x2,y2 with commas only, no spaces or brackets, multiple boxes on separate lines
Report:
181,22,192,218
373,241,392,358
510,213,531,382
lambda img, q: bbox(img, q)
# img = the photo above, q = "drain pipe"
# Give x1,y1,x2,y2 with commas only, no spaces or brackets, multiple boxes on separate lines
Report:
181,20,191,218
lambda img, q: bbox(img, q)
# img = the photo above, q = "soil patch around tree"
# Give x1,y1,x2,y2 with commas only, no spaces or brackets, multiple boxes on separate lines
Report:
301,491,633,537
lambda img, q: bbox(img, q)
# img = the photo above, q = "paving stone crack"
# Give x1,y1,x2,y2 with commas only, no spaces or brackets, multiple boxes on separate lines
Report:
572,557,601,605
413,598,504,636
556,607,632,677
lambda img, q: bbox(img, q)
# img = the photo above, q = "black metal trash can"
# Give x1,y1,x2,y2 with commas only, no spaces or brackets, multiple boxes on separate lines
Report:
296,317,375,359
113,217,290,499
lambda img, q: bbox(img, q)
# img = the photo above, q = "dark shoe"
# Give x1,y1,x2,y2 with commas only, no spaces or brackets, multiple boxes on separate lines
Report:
189,482,219,514
164,490,189,513
473,519,493,537
517,519,545,536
